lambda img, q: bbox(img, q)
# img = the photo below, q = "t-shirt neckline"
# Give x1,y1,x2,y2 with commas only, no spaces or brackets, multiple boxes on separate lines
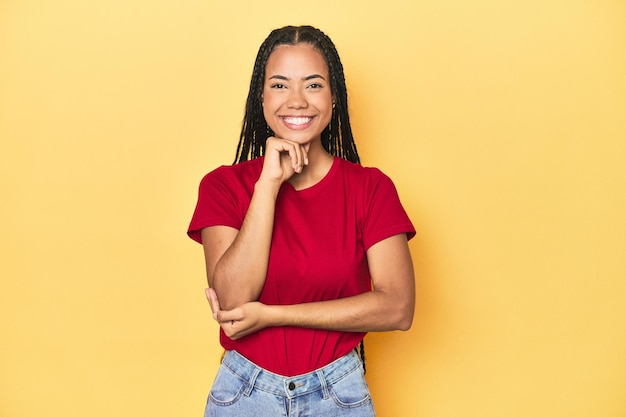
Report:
282,156,340,196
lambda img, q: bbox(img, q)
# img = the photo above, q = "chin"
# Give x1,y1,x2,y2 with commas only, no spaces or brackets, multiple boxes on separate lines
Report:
276,132,320,144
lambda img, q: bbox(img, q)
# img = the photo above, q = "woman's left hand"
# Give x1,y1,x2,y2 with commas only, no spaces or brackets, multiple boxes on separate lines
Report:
205,288,273,340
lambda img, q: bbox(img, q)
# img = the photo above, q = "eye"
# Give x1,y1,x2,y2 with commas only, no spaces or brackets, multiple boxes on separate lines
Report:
307,83,324,89
270,83,287,89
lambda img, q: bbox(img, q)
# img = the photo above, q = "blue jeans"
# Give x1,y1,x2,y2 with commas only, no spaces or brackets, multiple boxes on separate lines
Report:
204,350,376,417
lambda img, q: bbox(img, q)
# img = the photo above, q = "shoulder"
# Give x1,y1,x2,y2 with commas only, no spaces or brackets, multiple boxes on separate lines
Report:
335,159,405,210
336,158,394,187
199,157,263,189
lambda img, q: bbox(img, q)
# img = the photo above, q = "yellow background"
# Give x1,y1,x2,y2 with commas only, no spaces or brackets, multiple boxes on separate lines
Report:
1,0,625,416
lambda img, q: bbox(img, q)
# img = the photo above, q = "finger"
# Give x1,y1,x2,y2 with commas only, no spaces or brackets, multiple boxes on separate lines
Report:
205,288,220,320
265,138,297,177
301,143,309,166
283,141,302,173
211,301,240,322
273,138,303,173
215,311,239,328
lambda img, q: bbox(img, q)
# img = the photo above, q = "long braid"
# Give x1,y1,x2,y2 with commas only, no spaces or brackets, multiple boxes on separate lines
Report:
360,340,366,374
313,33,359,164
354,340,367,374
233,25,367,373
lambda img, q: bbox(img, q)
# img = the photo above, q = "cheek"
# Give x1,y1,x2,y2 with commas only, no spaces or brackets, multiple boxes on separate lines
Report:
262,90,279,114
262,102,279,132
261,92,271,120
320,99,333,123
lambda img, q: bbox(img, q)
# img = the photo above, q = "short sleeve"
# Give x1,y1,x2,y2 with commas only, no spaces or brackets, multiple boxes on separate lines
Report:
362,170,415,250
187,166,245,244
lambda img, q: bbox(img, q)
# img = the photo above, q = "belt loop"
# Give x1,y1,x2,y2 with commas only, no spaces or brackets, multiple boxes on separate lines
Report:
316,370,330,400
244,367,261,396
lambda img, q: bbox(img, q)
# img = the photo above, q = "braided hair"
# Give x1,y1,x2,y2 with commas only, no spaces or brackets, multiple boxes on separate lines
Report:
233,25,360,164
233,26,367,371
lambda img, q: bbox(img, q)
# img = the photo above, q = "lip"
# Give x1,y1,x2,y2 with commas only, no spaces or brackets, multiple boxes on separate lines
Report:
280,115,316,130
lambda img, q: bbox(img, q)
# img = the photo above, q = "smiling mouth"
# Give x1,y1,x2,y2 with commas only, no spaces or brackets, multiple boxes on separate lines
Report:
281,116,314,126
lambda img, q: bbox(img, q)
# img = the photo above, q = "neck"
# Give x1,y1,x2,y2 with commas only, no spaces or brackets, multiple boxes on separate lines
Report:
288,144,334,191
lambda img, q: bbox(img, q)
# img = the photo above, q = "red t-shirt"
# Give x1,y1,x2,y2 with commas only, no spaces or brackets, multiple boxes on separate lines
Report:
188,156,415,376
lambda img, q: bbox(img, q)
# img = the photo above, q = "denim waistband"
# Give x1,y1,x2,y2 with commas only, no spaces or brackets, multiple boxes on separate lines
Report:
220,350,363,399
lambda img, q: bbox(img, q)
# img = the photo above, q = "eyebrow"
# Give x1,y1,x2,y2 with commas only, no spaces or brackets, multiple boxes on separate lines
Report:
268,74,327,81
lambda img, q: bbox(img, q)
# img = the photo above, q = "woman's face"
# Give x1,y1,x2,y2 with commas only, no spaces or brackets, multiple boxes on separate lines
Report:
262,43,333,146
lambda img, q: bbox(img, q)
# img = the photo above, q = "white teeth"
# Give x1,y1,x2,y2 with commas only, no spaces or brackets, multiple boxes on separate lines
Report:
283,117,312,125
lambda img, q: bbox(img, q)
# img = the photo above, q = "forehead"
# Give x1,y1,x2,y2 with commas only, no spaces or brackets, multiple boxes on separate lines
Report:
265,43,329,77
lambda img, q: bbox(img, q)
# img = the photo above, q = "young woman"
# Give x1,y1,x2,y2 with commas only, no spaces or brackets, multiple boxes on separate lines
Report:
188,25,415,417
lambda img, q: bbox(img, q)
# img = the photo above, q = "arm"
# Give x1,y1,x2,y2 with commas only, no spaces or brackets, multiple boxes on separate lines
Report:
207,233,415,339
202,137,308,310
201,180,278,310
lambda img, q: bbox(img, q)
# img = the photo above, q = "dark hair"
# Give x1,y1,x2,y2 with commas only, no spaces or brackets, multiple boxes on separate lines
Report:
233,25,367,372
233,25,360,164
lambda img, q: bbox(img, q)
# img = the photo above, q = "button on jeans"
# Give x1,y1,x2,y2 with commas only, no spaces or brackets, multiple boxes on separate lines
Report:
204,350,376,417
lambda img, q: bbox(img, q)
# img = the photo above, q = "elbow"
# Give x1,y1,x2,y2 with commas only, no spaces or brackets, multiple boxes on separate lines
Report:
377,290,415,331
395,311,414,331
211,269,261,310
391,300,415,331
209,272,238,310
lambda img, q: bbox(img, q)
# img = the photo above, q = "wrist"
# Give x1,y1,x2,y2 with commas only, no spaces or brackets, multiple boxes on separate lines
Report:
254,177,282,196
265,304,287,328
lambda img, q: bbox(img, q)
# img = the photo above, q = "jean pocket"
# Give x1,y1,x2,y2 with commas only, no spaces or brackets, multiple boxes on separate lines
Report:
208,365,247,407
329,365,372,408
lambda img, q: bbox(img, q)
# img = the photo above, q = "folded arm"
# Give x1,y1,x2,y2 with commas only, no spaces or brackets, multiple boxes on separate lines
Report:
202,181,279,310
207,233,415,339
202,138,308,310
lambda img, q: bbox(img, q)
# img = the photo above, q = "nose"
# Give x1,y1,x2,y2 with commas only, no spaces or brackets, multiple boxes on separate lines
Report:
286,88,308,109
